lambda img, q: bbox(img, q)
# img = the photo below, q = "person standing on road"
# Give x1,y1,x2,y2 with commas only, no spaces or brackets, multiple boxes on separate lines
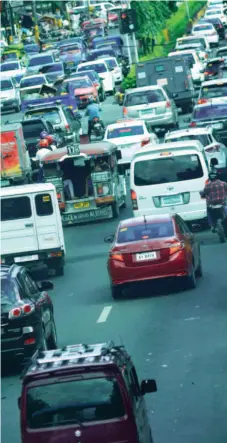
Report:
201,171,227,230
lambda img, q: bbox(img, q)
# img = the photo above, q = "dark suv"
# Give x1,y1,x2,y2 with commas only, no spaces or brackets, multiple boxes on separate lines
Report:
1,265,57,363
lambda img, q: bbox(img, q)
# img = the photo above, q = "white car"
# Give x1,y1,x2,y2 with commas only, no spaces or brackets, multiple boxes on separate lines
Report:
77,60,115,94
168,50,205,86
91,2,114,18
0,77,21,113
104,119,159,166
198,79,227,104
164,127,227,171
191,23,219,47
204,8,227,25
97,56,123,83
20,74,48,90
0,61,26,81
175,36,210,61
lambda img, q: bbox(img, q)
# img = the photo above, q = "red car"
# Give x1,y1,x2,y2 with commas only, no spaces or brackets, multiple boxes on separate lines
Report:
105,214,203,299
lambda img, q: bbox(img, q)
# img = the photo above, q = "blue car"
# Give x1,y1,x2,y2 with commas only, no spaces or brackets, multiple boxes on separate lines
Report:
59,42,87,70
24,44,39,55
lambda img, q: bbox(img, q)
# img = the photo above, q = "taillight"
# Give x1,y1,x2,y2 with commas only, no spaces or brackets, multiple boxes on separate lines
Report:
131,189,138,210
198,98,208,104
65,124,70,131
9,304,34,319
141,138,150,147
24,338,36,345
57,192,61,200
166,101,171,108
169,242,184,255
204,71,213,76
109,253,124,262
205,179,209,185
123,106,128,116
94,82,99,87
206,144,220,152
190,121,196,127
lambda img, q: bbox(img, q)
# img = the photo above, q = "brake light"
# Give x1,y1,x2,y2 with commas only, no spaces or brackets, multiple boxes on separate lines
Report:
198,98,208,104
23,304,33,314
206,144,220,152
166,101,171,108
9,308,21,318
24,338,36,345
169,242,184,255
65,124,70,131
204,71,213,76
9,304,34,319
141,138,150,147
131,189,138,210
190,121,196,127
57,192,61,200
94,82,99,87
205,179,209,185
97,183,104,195
109,253,124,262
123,106,128,116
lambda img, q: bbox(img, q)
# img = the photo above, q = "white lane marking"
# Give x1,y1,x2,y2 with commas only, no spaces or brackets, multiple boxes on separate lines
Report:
184,317,201,321
97,306,112,323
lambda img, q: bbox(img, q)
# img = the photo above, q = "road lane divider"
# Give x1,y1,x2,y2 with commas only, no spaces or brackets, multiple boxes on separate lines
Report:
97,306,113,323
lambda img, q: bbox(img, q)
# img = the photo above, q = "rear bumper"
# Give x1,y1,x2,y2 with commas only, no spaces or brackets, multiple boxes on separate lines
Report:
135,113,175,128
62,205,113,225
1,248,65,270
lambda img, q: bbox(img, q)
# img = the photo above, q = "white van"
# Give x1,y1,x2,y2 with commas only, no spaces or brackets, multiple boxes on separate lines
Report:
1,183,66,276
130,141,209,223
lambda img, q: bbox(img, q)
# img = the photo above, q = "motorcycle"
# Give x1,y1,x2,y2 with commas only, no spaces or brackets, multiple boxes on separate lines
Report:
208,204,227,243
90,117,105,140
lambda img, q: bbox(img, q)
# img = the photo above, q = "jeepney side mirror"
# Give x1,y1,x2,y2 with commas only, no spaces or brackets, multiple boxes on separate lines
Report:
18,397,21,409
140,379,157,395
104,234,114,243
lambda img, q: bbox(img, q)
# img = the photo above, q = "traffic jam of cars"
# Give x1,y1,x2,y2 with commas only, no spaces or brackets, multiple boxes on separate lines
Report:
1,0,227,442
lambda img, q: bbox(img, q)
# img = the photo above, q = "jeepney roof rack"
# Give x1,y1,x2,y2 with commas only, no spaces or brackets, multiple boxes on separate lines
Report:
27,101,60,108
22,342,127,376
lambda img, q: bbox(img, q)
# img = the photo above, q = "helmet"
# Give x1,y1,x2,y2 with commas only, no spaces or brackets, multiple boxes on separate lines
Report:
209,171,218,181
40,130,49,139
38,139,50,148
46,135,54,144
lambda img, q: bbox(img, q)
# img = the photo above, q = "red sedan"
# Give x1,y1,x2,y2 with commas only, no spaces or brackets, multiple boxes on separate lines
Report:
105,214,203,299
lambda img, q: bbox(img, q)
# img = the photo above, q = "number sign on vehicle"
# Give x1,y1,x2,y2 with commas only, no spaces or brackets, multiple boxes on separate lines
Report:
136,251,157,262
67,144,80,156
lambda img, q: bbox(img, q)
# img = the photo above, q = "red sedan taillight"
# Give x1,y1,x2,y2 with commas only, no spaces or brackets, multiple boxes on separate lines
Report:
169,241,185,255
109,253,124,262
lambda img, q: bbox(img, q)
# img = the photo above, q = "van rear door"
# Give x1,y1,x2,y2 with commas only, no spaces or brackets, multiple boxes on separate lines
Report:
1,195,39,255
34,191,61,250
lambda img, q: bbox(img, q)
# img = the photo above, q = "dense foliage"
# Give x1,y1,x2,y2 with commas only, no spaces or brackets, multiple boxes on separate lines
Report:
131,0,177,38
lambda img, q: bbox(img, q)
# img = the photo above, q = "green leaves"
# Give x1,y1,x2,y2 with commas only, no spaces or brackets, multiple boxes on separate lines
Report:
131,0,173,38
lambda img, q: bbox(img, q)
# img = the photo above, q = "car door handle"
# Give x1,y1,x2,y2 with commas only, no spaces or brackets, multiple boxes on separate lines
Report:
25,223,33,227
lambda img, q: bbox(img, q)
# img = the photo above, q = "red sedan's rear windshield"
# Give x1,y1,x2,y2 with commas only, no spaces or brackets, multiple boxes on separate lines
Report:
117,221,174,243
26,376,125,429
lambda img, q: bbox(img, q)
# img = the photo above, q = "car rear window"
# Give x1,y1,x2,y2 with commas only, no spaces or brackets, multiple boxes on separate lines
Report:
78,63,107,73
107,125,144,139
201,83,227,98
1,62,19,71
134,154,204,186
167,134,210,146
178,38,205,49
22,121,45,139
206,60,223,72
20,77,45,87
35,194,53,216
1,79,13,90
40,63,63,73
29,55,53,66
125,89,165,106
1,278,20,306
26,377,125,429
117,221,174,243
1,197,31,221
25,109,61,124
193,105,227,120
193,24,213,31
217,49,227,57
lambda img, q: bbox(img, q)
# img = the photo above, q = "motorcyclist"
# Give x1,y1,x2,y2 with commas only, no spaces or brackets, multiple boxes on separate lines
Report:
201,171,227,231
84,97,104,140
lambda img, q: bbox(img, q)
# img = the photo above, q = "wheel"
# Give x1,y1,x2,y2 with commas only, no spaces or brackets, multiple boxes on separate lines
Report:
112,201,120,218
111,285,123,299
217,219,225,243
110,87,116,96
195,250,203,278
46,318,58,350
55,265,64,276
185,265,196,290
121,197,127,209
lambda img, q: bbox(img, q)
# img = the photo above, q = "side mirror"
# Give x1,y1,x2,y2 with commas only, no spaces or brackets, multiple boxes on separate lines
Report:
38,280,54,291
116,150,122,160
140,379,157,395
104,234,114,243
210,157,218,166
18,397,21,409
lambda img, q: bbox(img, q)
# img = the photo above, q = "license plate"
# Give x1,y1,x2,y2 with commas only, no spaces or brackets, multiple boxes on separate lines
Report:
74,201,90,209
157,78,168,86
162,195,182,206
141,108,155,116
213,123,223,129
14,254,38,263
136,251,157,262
68,61,74,65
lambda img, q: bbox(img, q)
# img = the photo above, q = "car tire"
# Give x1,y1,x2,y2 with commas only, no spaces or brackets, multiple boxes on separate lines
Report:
111,285,122,299
185,265,196,290
47,318,58,350
122,197,127,208
112,201,120,218
195,250,203,278
101,91,106,102
110,87,116,96
55,265,64,276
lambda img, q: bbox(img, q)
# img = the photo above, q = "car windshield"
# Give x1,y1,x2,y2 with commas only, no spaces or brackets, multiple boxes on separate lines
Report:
25,109,61,124
1,62,19,71
105,58,117,68
1,80,13,90
125,89,165,106
78,63,107,73
217,49,227,57
26,377,125,429
178,38,205,49
60,44,80,53
193,105,227,120
22,122,45,139
29,55,53,67
20,77,45,87
206,9,222,14
167,134,210,146
71,78,92,88
40,64,63,73
75,71,97,82
134,154,204,186
201,83,227,98
1,278,20,306
193,25,213,31
117,221,174,243
107,126,144,139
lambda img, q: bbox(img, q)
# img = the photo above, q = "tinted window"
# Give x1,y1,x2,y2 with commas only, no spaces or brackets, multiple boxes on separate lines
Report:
105,58,117,68
1,197,31,221
20,76,45,87
35,194,53,216
107,126,144,139
134,154,204,186
193,25,213,31
78,63,107,73
201,83,227,98
206,61,223,72
22,121,45,139
27,377,125,429
1,80,13,90
117,221,174,243
155,64,165,72
1,278,20,306
29,55,53,67
193,105,227,120
167,134,210,146
68,78,92,88
1,62,19,71
178,38,205,48
25,109,61,124
125,89,165,106
217,48,227,56
40,64,63,73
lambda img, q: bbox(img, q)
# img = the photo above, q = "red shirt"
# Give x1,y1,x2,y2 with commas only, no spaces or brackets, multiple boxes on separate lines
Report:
203,180,227,205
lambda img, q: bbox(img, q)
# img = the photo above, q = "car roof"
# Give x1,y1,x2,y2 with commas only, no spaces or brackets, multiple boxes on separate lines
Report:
106,119,145,129
201,78,227,85
126,85,163,93
133,140,203,158
78,60,107,67
0,183,55,197
166,127,211,137
119,214,174,228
